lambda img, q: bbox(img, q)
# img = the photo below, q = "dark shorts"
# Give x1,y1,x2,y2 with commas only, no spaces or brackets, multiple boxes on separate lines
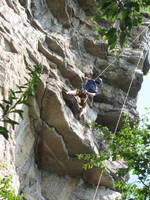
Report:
76,89,88,108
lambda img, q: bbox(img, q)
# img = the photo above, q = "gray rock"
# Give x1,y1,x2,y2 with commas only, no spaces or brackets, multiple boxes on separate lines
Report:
77,0,97,11
84,38,108,59
0,0,148,199
46,0,69,26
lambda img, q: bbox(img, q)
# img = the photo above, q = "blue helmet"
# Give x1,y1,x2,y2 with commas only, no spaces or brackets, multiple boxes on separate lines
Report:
95,77,102,85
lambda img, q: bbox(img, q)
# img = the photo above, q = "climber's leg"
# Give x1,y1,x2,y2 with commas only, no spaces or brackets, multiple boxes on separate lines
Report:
79,106,86,118
79,97,88,118
67,89,88,118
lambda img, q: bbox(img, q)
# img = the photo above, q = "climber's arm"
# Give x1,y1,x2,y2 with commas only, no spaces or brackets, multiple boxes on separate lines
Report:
86,91,96,96
66,90,77,96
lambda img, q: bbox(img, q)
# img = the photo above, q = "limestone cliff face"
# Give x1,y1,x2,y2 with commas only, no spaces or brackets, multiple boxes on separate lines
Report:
0,0,149,200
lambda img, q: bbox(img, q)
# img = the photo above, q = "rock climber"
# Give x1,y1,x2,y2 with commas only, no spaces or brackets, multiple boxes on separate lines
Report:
67,77,103,118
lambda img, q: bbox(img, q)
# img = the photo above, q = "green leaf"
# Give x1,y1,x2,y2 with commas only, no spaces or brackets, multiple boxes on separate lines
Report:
0,103,4,110
0,64,41,141
147,5,150,15
102,35,107,40
9,89,15,96
120,31,126,47
5,104,10,112
15,90,24,93
18,100,30,106
95,34,99,40
24,77,29,82
0,176,24,199
3,119,19,130
0,126,9,140
3,99,11,104
10,109,24,119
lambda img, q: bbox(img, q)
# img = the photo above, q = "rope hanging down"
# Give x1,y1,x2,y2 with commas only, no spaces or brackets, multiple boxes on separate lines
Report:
95,24,150,79
92,24,150,200
92,170,103,200
114,50,143,134
92,50,143,200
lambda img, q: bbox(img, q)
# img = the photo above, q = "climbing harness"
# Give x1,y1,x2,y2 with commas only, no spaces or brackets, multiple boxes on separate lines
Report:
76,88,88,108
63,7,149,197
76,88,87,98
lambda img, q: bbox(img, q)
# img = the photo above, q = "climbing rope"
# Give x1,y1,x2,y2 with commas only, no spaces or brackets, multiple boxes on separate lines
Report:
113,51,143,134
92,170,103,200
63,8,150,198
92,49,143,200
95,24,150,79
92,24,150,200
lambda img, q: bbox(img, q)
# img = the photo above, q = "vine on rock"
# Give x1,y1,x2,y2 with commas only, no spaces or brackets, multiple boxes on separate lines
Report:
0,64,42,140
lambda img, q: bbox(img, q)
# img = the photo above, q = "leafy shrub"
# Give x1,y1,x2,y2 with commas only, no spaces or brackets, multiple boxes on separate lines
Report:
93,0,150,49
0,176,23,200
78,114,150,200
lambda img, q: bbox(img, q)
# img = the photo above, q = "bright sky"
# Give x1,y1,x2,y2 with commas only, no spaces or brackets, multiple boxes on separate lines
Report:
129,72,150,187
137,72,150,118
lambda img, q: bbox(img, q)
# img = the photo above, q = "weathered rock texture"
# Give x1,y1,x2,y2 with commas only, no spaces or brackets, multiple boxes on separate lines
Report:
0,0,149,200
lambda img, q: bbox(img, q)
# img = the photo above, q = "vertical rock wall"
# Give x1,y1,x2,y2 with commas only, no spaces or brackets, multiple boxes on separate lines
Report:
0,0,149,199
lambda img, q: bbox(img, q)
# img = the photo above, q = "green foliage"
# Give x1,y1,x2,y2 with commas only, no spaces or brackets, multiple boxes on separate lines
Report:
77,153,109,171
93,0,150,50
78,115,150,200
0,64,42,140
0,176,23,200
